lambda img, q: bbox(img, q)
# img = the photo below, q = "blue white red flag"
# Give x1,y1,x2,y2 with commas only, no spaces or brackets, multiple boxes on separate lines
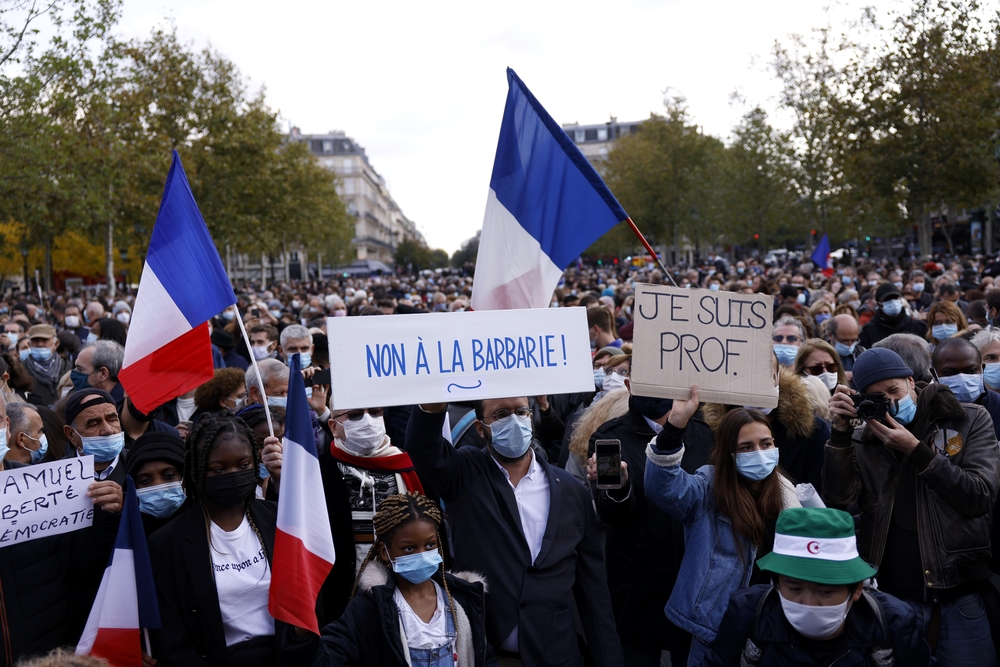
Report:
269,354,335,633
471,68,628,310
77,478,160,667
120,151,236,412
811,233,834,277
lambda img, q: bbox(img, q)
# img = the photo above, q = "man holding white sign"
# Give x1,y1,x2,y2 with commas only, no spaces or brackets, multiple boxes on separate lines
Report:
0,389,125,666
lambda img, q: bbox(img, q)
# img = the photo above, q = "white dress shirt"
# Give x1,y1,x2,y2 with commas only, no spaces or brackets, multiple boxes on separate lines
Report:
491,449,550,652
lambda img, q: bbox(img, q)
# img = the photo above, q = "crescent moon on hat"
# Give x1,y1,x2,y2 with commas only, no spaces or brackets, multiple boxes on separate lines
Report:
807,541,820,554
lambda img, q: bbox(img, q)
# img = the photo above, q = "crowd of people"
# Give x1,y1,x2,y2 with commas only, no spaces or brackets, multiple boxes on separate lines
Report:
4,250,1000,667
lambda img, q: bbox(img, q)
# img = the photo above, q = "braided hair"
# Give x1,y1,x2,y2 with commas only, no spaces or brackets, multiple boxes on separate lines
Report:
353,493,459,634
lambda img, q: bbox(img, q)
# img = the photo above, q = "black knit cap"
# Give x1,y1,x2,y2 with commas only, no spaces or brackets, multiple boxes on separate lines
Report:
126,431,186,478
64,388,117,428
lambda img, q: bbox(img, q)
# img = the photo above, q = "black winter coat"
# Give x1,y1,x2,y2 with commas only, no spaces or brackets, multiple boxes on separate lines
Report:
706,585,932,666
858,313,928,349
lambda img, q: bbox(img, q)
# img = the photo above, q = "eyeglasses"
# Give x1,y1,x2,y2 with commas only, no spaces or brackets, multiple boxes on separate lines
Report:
488,407,531,421
804,362,839,375
773,335,801,344
334,408,384,422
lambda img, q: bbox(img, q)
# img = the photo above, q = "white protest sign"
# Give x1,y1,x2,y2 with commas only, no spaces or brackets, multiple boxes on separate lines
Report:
630,283,778,408
327,308,594,409
0,456,95,548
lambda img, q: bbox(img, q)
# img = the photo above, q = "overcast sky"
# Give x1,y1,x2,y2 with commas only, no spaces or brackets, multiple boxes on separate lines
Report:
119,0,880,254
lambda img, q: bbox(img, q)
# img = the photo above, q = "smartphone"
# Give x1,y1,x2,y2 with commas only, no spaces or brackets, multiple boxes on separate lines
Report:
251,308,260,318
595,439,623,490
851,393,888,421
304,368,331,386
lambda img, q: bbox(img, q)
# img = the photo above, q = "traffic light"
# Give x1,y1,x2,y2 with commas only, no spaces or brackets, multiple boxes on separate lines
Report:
865,236,871,242
613,258,618,264
811,229,816,235
753,234,759,240
597,260,602,265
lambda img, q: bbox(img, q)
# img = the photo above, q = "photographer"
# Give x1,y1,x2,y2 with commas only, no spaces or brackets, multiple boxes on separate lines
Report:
825,347,1000,667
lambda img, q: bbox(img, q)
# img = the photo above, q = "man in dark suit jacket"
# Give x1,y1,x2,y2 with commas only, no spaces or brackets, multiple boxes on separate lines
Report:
406,396,624,667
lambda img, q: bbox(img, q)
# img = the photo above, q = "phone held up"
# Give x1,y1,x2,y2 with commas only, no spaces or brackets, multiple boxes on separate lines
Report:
595,439,623,490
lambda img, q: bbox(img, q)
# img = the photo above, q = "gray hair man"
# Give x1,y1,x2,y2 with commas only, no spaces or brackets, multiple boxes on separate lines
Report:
279,324,315,370
773,316,806,367
872,333,933,384
73,340,124,394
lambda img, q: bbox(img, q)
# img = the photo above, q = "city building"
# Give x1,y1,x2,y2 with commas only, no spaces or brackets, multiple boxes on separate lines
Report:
289,128,423,264
561,117,643,166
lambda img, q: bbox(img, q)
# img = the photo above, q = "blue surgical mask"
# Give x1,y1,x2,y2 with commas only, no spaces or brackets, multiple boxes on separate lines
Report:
0,428,8,463
70,369,92,391
266,395,287,408
6,333,17,346
135,481,186,518
881,299,904,317
891,393,917,425
489,414,533,459
75,429,125,463
938,373,983,403
932,323,958,340
834,341,857,357
814,313,831,325
289,352,312,369
734,448,779,481
86,332,98,345
774,344,798,367
23,433,47,464
709,283,720,291
386,548,442,584
842,276,852,285
985,363,1000,390
593,368,606,389
258,462,270,479
18,349,29,361
912,282,925,293
221,310,235,321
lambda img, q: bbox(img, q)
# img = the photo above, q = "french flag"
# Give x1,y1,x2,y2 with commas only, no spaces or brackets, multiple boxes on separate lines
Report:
811,233,834,277
269,353,335,633
471,68,628,311
77,478,160,667
120,151,236,413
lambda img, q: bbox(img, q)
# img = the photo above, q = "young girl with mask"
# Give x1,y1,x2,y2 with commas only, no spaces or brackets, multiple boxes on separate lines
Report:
282,493,489,666
149,412,283,666
643,392,801,666
127,431,189,537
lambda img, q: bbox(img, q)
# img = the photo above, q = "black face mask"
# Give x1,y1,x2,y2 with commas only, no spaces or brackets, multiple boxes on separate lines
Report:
631,395,674,420
203,469,257,508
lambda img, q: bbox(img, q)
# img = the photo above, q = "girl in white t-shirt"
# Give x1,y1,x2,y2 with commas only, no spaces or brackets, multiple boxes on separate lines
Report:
283,493,489,667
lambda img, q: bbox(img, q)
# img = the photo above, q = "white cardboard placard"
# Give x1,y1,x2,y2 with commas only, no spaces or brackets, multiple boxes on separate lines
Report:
327,308,594,409
630,284,778,408
0,456,95,547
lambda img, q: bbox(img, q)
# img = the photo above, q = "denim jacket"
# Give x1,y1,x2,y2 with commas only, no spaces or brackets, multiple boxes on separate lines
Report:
643,424,799,643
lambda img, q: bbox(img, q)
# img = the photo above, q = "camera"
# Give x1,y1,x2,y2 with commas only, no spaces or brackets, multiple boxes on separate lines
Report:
852,393,888,421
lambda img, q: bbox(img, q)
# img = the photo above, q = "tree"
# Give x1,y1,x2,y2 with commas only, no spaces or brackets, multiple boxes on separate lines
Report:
450,232,480,268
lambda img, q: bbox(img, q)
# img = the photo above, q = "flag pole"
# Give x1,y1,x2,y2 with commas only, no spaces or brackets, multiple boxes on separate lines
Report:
143,628,152,657
625,217,678,287
234,311,275,438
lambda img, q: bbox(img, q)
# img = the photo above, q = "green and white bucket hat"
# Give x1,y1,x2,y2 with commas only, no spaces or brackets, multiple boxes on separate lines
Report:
757,508,877,585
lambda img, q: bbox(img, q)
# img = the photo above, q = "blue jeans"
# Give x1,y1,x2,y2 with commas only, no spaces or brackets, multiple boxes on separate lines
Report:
909,592,996,667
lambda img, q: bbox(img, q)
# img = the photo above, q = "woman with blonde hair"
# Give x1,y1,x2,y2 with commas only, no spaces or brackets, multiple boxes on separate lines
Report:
926,300,968,346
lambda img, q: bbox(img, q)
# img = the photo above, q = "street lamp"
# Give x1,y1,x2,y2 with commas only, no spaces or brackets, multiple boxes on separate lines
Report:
20,246,28,294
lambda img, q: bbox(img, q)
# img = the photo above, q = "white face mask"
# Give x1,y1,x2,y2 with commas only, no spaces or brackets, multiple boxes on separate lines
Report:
779,590,851,640
818,372,838,391
251,344,272,360
602,372,628,393
341,413,387,456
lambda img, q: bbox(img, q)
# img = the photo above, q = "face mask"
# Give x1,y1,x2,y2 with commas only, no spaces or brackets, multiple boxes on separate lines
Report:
737,267,745,274
602,372,627,393
70,369,92,391
848,300,861,310
773,344,798,367
814,313,830,325
779,591,851,640
269,310,282,319
385,547,442,584
744,405,774,415
65,315,80,329
75,430,125,463
0,428,8,463
341,413,387,456
29,347,52,361
932,323,958,340
818,372,839,391
881,299,904,317
893,281,903,290
550,301,558,308
834,341,856,357
488,414,533,459
136,481,186,518
841,276,852,285
251,344,272,360
891,393,917,425
204,469,257,508
984,363,1000,390
289,352,312,369
333,309,347,317
632,395,674,419
23,433,47,464
116,312,130,325
912,282,925,293
266,395,287,408
709,283,720,291
258,462,270,480
18,349,29,361
5,333,17,347
796,293,807,305
593,368,606,389
291,300,302,309
938,373,983,403
734,448,779,481
221,310,235,321
86,332,98,345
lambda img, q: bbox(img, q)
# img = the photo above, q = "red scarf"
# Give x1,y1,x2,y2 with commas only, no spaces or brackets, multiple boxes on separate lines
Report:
328,443,425,495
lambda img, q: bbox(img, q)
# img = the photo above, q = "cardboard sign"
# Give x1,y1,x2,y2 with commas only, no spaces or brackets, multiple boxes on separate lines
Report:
327,308,594,409
630,284,778,408
0,456,95,547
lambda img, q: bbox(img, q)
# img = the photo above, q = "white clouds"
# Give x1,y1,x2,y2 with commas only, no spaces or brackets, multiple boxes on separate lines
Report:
119,0,882,253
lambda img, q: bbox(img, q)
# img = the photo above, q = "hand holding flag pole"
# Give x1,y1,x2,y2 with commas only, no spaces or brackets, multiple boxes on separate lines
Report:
234,312,275,438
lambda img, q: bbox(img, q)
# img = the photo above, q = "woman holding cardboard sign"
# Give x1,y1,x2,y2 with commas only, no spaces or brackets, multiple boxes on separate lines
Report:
642,387,801,666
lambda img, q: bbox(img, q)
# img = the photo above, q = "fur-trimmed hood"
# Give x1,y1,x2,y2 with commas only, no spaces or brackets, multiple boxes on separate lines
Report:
357,558,488,594
702,368,817,440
